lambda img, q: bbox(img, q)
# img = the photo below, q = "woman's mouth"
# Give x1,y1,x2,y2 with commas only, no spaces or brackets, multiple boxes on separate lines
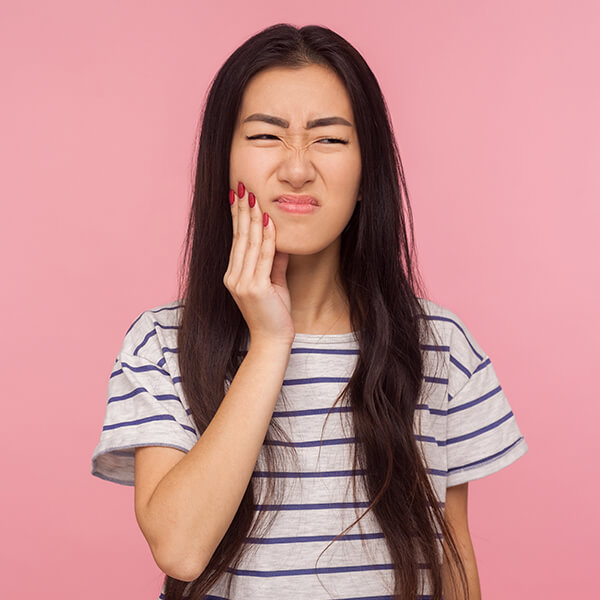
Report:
273,195,320,214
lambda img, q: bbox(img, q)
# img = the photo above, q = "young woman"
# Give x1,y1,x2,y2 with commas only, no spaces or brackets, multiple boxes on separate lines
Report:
91,23,528,600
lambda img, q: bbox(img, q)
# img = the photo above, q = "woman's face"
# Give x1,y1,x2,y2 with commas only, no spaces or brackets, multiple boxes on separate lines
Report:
229,64,362,255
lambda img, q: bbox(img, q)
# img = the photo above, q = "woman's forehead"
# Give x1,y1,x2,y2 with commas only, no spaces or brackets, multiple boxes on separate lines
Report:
239,64,354,124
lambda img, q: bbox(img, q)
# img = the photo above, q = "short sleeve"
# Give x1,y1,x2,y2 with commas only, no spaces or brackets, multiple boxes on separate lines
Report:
91,310,199,486
445,353,528,487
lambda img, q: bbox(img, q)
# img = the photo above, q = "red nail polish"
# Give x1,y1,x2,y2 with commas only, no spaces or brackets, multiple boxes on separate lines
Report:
263,212,269,227
238,181,245,198
229,189,235,205
248,192,255,208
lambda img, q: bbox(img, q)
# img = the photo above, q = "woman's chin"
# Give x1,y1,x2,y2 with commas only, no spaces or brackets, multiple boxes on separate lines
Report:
274,230,340,257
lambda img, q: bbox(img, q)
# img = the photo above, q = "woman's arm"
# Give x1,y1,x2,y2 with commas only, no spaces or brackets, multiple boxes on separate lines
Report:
134,340,293,582
441,482,482,600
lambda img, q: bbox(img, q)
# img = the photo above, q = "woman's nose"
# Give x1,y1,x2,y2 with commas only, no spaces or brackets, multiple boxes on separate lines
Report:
277,145,317,187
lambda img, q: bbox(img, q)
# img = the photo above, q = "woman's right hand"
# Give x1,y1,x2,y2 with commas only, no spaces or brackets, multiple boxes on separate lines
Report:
223,181,296,347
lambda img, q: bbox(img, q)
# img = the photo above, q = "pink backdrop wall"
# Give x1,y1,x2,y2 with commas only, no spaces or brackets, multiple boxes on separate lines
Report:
2,1,597,598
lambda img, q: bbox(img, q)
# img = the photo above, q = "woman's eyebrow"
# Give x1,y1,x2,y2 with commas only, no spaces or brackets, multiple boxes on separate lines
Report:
242,113,352,128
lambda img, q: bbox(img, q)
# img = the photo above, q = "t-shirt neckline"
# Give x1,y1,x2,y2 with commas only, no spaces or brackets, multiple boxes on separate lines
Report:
292,331,360,344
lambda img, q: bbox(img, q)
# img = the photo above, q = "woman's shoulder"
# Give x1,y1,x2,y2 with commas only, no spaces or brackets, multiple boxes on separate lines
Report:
416,296,466,325
117,299,184,363
415,296,488,365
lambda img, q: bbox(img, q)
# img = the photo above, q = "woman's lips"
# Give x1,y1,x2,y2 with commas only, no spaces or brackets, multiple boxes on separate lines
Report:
273,201,319,214
273,195,319,214
275,195,319,204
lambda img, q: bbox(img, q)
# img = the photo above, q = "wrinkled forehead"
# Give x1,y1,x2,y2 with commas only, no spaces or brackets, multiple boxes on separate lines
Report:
235,64,355,130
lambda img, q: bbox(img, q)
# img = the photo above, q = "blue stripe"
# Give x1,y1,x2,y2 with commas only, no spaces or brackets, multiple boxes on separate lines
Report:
447,385,502,414
417,314,483,361
152,304,184,313
250,531,438,544
448,436,525,474
450,355,471,378
255,501,372,511
253,468,446,479
245,532,386,544
339,597,432,600
225,562,430,577
415,433,443,446
126,304,182,335
291,347,358,355
416,403,447,416
264,436,356,447
255,501,444,511
273,403,447,417
102,413,196,435
103,413,176,430
107,386,181,405
274,403,465,421
152,320,179,331
447,411,514,444
133,329,157,356
473,357,491,373
176,592,434,600
253,469,367,478
424,376,448,384
265,434,445,448
284,376,349,385
284,375,447,386
272,406,352,418
428,468,448,477
120,361,170,377
420,344,450,352
125,313,145,336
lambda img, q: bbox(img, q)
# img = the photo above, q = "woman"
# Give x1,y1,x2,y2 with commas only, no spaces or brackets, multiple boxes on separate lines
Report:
91,23,528,600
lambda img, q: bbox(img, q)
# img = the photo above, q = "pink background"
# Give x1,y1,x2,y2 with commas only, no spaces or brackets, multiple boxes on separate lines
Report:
2,1,597,598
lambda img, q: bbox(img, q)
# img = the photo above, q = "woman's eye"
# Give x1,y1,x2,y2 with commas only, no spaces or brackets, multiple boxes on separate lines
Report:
246,135,279,140
319,138,349,144
246,135,348,145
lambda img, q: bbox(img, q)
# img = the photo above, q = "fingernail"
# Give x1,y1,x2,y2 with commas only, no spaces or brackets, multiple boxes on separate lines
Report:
248,192,255,208
229,189,235,205
263,212,269,227
237,181,245,198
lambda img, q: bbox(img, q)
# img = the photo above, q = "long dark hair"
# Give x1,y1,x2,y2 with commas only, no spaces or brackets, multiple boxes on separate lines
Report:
168,23,469,600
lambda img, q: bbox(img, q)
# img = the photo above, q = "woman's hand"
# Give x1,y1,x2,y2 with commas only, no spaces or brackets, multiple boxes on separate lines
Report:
223,181,295,347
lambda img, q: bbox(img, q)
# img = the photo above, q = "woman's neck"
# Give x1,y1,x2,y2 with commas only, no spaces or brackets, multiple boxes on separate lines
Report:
285,246,352,335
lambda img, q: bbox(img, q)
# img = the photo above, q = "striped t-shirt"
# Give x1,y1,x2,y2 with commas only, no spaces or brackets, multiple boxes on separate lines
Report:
91,297,528,599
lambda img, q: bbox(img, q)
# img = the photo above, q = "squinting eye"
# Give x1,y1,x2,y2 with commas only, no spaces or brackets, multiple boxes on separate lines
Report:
246,135,279,140
246,135,349,145
318,138,349,145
